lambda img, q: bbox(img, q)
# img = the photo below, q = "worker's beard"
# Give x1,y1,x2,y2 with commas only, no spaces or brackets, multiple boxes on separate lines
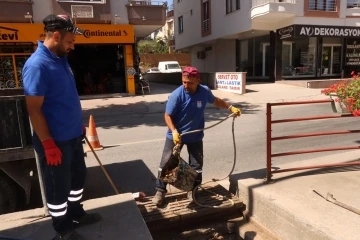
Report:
56,45,68,57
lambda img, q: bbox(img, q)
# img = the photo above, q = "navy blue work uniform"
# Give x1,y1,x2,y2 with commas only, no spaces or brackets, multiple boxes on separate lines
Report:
23,41,86,235
156,84,216,192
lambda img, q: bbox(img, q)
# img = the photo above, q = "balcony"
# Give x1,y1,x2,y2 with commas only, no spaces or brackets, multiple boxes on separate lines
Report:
202,19,211,37
126,0,167,37
251,0,298,22
52,0,111,24
167,4,174,18
0,0,33,23
304,0,339,17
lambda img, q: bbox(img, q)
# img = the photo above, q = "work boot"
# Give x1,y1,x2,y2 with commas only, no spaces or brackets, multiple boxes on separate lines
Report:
152,190,166,207
73,212,101,229
52,230,86,240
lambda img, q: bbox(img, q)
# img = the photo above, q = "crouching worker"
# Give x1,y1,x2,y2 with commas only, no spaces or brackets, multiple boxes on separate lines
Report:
152,66,241,207
23,14,101,240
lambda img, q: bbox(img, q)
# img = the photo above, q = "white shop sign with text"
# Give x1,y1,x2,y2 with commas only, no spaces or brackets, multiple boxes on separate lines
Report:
215,72,244,94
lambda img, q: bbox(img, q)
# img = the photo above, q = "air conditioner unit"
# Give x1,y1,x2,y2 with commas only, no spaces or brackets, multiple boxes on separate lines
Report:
197,51,205,59
71,5,94,18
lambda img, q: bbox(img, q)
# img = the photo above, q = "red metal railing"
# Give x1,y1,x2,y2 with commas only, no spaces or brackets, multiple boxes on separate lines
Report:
266,99,360,181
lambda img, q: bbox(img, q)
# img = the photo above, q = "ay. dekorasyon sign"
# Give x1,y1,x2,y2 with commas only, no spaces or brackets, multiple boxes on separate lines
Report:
278,24,360,39
215,72,245,94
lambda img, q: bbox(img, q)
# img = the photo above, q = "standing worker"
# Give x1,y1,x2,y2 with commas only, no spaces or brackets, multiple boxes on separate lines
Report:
23,14,101,240
153,66,241,207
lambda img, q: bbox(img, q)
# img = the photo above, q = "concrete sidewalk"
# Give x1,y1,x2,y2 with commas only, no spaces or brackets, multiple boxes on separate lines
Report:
0,193,152,240
233,150,360,240
80,82,328,112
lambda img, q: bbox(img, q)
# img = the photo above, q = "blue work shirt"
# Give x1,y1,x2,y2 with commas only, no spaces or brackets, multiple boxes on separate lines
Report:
165,84,216,143
23,41,82,141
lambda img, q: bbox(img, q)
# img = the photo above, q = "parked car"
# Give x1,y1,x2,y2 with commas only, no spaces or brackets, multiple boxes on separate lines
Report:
146,68,161,73
157,61,182,73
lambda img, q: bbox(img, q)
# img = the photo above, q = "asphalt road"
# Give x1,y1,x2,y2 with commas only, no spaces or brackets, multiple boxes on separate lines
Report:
79,100,359,202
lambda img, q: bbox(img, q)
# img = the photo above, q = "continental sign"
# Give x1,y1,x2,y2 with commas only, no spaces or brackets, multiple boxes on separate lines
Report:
0,23,134,44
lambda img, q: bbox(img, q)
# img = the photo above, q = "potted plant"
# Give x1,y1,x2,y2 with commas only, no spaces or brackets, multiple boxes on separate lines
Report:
321,71,360,116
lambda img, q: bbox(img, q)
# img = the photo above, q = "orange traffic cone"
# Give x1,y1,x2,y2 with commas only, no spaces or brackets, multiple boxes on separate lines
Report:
85,115,104,152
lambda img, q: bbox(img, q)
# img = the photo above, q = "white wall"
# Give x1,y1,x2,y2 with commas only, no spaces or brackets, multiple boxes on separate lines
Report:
110,0,129,24
32,0,53,23
175,0,360,51
174,0,252,50
190,39,236,72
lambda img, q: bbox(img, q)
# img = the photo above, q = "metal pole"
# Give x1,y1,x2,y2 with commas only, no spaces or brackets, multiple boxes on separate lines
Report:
84,136,120,195
29,119,48,216
266,103,272,182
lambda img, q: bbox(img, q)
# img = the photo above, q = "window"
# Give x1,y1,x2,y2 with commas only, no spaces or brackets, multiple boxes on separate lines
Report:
178,16,183,34
202,0,211,34
226,0,240,14
58,0,105,3
347,0,360,8
308,0,336,11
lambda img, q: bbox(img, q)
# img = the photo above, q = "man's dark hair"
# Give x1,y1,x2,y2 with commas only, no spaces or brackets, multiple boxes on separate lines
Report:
43,14,84,36
45,29,68,39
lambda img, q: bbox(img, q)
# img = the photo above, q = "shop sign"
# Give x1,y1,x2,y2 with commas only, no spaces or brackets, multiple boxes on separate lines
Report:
278,24,360,39
296,25,360,37
277,26,294,40
345,39,360,66
0,23,135,44
215,72,243,94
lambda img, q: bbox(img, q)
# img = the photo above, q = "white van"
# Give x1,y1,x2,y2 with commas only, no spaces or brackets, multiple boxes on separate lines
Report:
158,61,182,73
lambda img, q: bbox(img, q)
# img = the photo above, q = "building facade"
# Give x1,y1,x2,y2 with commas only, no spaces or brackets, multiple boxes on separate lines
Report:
0,0,167,95
174,0,360,82
148,4,175,53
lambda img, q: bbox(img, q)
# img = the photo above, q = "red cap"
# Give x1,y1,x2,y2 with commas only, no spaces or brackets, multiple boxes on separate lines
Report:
182,66,200,78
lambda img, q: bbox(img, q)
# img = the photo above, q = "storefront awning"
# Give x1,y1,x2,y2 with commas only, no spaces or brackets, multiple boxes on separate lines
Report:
277,24,360,40
0,23,135,44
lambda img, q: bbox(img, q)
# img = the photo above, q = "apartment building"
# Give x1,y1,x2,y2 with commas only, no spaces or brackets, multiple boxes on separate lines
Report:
148,4,175,52
174,0,360,82
0,0,166,95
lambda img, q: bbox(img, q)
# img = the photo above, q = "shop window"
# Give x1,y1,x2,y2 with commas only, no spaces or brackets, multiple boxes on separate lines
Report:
239,40,249,72
282,37,317,77
344,38,360,76
0,44,33,89
0,45,33,54
321,37,342,76
239,35,270,78
254,35,270,77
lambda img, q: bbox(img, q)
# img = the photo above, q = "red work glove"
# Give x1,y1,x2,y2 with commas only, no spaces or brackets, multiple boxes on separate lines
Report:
82,126,86,139
41,138,62,166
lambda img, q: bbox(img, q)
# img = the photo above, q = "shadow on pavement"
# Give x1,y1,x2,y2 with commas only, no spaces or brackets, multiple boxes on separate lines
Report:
82,100,260,130
83,160,157,200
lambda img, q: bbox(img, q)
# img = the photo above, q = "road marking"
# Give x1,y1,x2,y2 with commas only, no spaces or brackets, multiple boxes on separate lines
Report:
103,138,164,148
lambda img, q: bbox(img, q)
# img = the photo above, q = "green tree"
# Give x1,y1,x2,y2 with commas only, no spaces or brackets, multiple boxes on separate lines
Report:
137,38,169,54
